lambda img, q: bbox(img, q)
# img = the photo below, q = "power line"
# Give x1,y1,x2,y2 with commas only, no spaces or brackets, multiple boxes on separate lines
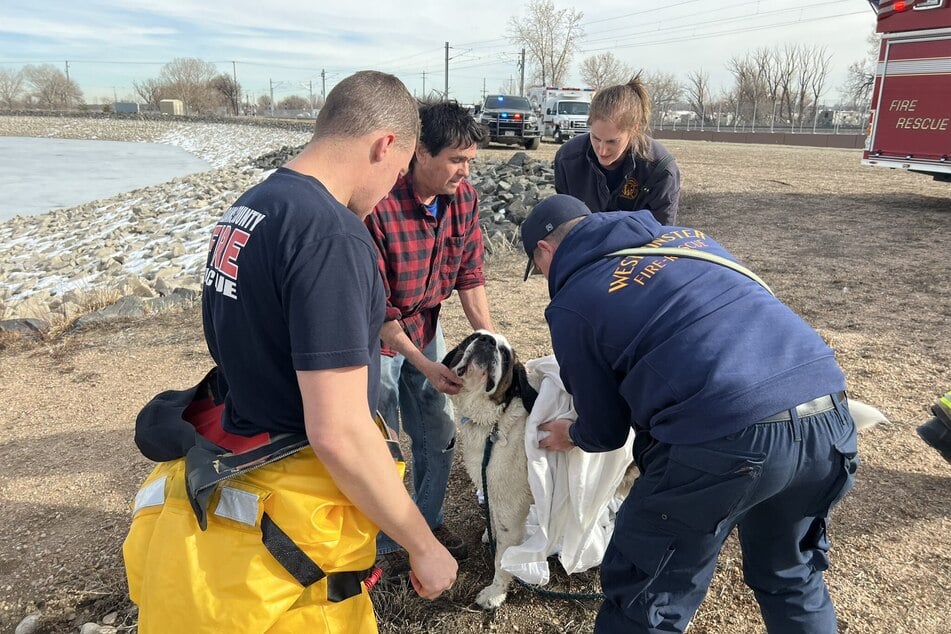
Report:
582,9,868,54
581,0,857,47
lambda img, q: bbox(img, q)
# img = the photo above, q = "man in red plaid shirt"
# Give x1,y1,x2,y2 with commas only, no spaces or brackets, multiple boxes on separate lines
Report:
365,101,494,577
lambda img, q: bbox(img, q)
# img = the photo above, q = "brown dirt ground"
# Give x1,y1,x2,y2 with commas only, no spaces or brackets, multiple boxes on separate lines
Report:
0,139,949,633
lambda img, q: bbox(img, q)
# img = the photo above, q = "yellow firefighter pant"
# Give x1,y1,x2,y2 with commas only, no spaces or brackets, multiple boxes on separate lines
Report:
124,449,400,633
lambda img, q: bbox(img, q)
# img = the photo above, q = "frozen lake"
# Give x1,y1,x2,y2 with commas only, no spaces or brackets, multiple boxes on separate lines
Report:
0,137,212,222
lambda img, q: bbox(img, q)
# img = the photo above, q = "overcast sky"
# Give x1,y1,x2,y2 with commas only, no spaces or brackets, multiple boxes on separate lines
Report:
1,0,878,107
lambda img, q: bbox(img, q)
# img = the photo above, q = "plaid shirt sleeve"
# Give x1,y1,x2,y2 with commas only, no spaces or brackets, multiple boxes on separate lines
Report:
453,183,486,291
364,206,402,323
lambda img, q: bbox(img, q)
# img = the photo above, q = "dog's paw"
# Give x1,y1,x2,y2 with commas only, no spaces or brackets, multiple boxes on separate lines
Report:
476,584,508,609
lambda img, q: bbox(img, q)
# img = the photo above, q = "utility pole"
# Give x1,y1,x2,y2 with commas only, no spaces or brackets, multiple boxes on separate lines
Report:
321,69,326,101
269,79,275,114
482,78,487,100
65,60,71,108
519,48,526,96
422,71,426,98
444,41,449,99
232,61,239,116
309,80,314,111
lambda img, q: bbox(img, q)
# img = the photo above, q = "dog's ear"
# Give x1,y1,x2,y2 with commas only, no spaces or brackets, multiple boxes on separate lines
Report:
441,332,479,369
514,360,538,413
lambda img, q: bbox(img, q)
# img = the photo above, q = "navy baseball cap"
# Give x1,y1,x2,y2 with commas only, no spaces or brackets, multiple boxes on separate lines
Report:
521,195,591,281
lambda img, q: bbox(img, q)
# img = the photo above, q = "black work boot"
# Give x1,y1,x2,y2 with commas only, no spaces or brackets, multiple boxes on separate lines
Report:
432,524,468,560
916,390,951,466
373,549,410,585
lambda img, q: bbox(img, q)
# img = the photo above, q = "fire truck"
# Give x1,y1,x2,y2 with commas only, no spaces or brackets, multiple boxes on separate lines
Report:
862,0,951,181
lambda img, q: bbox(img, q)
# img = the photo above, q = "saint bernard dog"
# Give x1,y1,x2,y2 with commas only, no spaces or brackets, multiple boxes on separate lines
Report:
442,330,538,609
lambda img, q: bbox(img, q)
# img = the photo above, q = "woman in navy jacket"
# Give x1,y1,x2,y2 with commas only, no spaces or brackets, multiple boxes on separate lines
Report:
554,74,681,225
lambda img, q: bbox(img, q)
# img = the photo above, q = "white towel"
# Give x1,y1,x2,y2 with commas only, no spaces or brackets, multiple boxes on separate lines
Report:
499,355,634,585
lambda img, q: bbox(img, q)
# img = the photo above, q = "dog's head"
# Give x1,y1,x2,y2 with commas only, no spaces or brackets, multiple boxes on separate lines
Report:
442,330,537,413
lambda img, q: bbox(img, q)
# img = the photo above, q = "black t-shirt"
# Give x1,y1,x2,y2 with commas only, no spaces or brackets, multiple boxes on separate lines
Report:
598,162,626,194
202,168,386,436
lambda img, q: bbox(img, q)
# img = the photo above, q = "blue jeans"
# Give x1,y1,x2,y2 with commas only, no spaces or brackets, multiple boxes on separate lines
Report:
597,395,858,634
376,323,456,555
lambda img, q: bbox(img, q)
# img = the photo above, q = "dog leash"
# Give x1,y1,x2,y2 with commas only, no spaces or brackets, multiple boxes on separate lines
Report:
479,426,604,602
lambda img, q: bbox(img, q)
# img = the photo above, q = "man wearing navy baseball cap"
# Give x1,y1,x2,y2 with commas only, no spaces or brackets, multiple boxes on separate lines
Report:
520,194,590,281
522,194,858,634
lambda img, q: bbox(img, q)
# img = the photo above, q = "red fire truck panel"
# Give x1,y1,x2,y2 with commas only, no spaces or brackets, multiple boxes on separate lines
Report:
868,38,951,161
862,1,951,180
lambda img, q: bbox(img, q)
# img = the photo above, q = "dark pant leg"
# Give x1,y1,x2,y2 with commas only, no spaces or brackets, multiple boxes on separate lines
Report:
596,439,766,633
737,408,858,634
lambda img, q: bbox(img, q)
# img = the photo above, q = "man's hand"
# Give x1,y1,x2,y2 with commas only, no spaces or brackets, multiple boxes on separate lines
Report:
538,418,576,452
408,543,458,600
424,359,463,395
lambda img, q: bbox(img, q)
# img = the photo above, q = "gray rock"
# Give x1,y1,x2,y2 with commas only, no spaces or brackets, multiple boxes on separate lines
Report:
14,613,41,634
117,275,156,298
506,200,529,224
171,285,202,302
71,295,146,329
507,152,530,167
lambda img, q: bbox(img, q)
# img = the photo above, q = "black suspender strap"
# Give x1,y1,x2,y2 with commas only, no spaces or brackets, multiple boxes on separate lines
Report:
262,512,326,586
261,513,371,601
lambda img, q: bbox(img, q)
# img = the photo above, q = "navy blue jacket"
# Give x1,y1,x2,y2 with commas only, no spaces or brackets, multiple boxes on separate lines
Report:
554,134,680,225
546,211,846,449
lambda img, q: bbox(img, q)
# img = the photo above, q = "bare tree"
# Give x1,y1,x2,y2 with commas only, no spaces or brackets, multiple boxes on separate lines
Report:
499,77,519,94
277,95,309,110
751,47,782,131
579,52,631,90
158,57,218,114
257,94,273,113
0,68,24,109
685,69,710,130
792,45,814,131
133,78,164,111
642,71,682,130
777,44,800,128
842,32,880,111
807,46,833,132
23,64,82,110
210,73,241,116
751,45,796,132
507,0,584,87
727,53,768,131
